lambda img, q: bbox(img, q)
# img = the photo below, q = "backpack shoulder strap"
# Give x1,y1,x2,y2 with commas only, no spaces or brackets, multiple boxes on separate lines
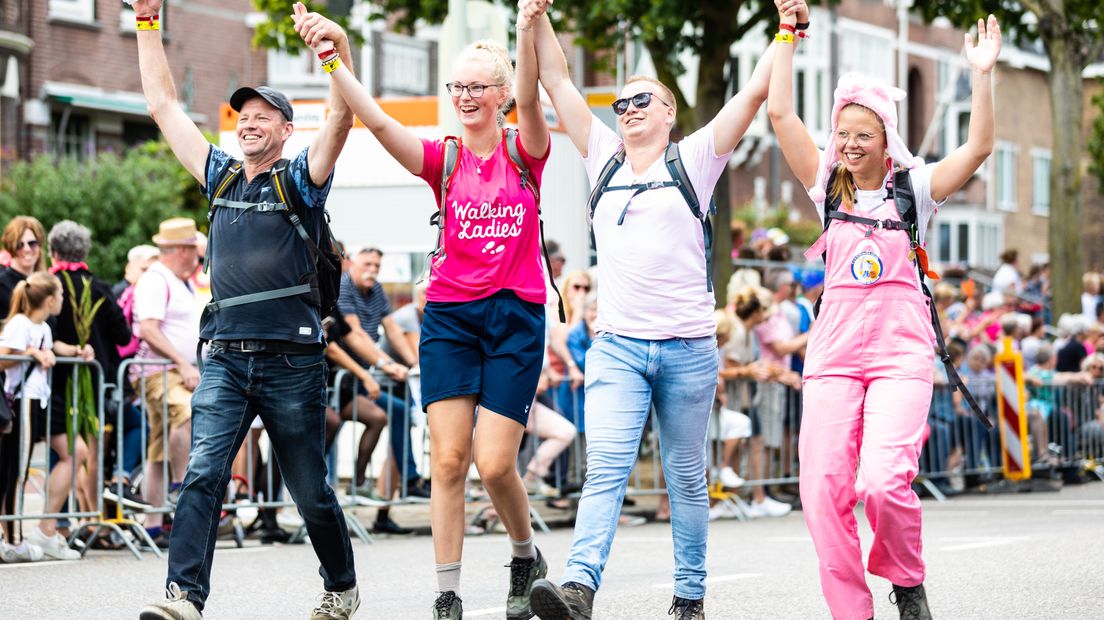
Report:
892,167,916,228
439,136,462,209
664,141,716,293
504,128,540,205
586,146,627,226
823,165,842,230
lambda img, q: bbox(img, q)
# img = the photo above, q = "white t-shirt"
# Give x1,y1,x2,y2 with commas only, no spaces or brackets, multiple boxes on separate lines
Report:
811,161,943,245
991,263,1023,296
585,116,730,339
133,260,199,377
0,314,53,405
1082,292,1099,322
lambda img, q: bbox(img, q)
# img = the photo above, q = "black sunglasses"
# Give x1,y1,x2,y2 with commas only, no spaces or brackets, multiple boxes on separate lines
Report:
611,92,671,116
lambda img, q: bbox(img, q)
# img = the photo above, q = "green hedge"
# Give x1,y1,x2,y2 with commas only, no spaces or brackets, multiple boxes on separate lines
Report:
0,141,206,283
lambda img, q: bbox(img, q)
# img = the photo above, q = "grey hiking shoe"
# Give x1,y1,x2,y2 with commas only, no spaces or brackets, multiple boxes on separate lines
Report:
890,583,932,620
530,579,594,620
311,585,359,619
668,595,704,619
432,591,462,619
506,548,548,619
139,582,203,620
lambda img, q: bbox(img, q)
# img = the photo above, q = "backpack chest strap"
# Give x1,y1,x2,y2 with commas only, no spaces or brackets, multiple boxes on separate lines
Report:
600,180,681,225
827,210,910,235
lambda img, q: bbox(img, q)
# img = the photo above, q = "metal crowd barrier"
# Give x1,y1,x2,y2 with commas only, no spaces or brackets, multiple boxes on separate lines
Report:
0,356,113,557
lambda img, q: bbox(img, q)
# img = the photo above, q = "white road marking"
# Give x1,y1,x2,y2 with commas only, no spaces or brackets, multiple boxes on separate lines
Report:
938,536,1028,552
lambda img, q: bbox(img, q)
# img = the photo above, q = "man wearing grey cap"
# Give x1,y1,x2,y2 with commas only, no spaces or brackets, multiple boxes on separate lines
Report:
132,1,359,619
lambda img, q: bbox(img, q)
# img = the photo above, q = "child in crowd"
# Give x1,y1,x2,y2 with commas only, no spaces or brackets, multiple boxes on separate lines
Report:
0,272,94,561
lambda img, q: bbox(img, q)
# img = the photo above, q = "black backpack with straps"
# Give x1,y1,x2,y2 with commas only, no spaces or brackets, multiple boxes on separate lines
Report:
586,142,716,293
205,158,344,320
431,128,566,322
816,165,993,429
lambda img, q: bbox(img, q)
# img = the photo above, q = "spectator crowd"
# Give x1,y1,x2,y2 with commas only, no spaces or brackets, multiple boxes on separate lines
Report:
1,211,1102,562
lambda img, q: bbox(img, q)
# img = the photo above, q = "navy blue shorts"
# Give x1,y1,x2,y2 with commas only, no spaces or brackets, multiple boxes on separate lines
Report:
419,290,545,425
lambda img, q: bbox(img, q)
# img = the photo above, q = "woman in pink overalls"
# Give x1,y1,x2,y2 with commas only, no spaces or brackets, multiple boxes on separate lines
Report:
768,2,1002,618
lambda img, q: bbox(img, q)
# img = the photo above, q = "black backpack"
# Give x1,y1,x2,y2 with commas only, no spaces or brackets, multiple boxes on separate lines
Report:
205,158,343,319
817,165,993,428
586,142,716,292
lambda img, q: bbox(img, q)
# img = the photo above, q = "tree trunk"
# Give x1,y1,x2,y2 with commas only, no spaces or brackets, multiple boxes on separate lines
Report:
1045,37,1085,317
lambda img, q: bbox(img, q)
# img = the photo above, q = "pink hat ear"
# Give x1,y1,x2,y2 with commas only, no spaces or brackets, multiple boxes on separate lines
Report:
808,187,826,203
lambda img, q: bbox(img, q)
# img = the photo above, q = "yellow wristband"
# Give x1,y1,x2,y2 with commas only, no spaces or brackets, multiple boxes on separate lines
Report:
775,32,795,44
136,18,160,31
321,56,342,74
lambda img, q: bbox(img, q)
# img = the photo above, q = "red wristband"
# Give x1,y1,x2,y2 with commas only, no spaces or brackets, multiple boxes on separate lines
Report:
779,23,796,33
318,48,338,61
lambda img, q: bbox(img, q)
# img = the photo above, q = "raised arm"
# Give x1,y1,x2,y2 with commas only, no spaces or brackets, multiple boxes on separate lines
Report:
521,0,592,156
766,0,819,188
515,8,550,160
133,0,210,184
711,39,778,155
292,5,355,186
930,15,1000,202
293,3,424,175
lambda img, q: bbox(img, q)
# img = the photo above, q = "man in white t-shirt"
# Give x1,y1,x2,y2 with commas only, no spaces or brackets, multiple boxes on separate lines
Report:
520,2,777,617
133,217,200,540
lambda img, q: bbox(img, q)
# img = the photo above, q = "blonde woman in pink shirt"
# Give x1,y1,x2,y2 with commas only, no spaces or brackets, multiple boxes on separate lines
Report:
293,4,551,619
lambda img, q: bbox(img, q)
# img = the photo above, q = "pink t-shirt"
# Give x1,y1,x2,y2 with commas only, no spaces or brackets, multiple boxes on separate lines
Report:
418,131,550,304
754,311,794,368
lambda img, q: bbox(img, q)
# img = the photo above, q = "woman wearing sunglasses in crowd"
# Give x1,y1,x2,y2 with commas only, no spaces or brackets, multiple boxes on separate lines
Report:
516,0,782,617
292,4,552,619
0,217,49,315
767,1,1001,617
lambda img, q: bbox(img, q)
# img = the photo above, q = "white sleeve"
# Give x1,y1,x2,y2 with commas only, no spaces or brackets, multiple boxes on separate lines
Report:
0,315,29,351
582,114,625,188
133,271,170,322
677,123,734,217
907,163,944,245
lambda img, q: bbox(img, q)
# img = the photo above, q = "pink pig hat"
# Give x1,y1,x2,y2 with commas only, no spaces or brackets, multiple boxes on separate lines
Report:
807,72,925,204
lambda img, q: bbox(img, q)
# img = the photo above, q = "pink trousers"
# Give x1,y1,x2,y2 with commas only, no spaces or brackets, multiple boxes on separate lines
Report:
800,292,934,620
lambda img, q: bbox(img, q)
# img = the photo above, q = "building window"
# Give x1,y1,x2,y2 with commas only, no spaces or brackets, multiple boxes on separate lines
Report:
50,111,92,160
995,142,1017,212
49,0,95,24
931,210,1002,268
1031,149,1051,216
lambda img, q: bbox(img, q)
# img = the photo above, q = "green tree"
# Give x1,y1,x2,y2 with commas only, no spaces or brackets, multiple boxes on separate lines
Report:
253,0,834,305
1089,88,1104,195
0,147,201,283
251,0,361,53
916,1,1104,316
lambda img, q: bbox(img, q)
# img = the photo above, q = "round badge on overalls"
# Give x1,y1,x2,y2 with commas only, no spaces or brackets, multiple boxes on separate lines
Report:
850,240,883,285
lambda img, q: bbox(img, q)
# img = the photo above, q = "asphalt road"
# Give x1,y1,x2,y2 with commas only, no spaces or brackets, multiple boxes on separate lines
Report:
3,482,1103,619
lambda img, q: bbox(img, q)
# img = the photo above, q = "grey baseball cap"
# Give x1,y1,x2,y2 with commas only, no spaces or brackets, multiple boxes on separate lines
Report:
229,86,294,122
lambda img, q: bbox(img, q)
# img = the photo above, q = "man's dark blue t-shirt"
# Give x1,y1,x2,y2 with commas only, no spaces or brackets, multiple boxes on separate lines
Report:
201,145,333,344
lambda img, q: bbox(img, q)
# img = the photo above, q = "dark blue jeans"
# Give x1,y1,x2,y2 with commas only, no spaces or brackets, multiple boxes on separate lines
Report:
375,389,421,486
167,345,355,609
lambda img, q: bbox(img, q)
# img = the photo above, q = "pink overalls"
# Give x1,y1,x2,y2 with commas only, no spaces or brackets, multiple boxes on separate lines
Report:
800,191,935,620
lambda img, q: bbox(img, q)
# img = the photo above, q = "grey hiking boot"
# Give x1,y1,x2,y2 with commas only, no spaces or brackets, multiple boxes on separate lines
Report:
311,585,359,619
432,591,462,619
890,583,932,620
668,595,705,619
139,582,203,620
530,579,594,620
506,548,548,619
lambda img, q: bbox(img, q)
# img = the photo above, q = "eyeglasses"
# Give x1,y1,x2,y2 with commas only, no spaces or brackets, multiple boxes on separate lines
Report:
16,239,40,251
612,92,671,116
444,82,502,98
834,130,883,146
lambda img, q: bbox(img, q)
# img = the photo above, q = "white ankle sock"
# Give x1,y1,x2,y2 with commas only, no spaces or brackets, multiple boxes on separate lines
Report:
436,561,462,594
510,535,536,559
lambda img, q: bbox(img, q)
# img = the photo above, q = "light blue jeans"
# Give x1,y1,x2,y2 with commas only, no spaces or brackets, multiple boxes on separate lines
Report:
561,332,718,599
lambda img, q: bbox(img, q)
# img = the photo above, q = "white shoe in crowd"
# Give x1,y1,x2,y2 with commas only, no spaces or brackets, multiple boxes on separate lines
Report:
747,496,792,519
140,582,203,620
25,528,81,561
708,502,740,521
719,467,746,489
0,540,44,563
